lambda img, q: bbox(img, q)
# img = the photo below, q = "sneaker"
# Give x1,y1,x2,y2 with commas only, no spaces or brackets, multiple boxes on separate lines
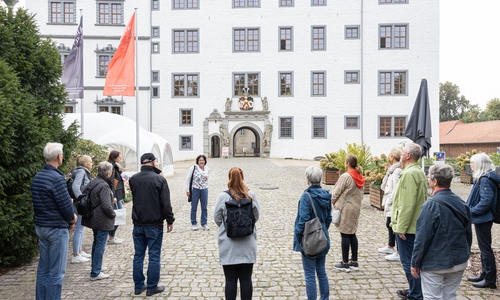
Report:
386,252,400,261
192,225,198,231
80,251,91,258
334,261,351,272
101,266,108,271
202,224,210,231
71,254,89,264
108,238,123,244
378,246,395,254
90,272,110,281
349,260,359,271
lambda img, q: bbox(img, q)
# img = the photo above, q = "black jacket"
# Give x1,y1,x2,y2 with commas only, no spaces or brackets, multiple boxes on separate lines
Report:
130,165,175,226
112,162,125,200
81,175,116,231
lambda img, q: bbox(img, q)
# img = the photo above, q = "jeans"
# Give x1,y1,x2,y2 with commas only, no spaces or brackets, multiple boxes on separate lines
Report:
133,225,164,292
302,254,329,300
109,200,122,238
475,222,497,283
72,214,84,255
190,188,208,226
35,226,69,300
396,234,422,300
90,229,109,277
222,264,254,300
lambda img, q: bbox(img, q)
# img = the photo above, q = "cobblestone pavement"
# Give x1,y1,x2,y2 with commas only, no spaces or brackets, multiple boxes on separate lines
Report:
0,158,499,299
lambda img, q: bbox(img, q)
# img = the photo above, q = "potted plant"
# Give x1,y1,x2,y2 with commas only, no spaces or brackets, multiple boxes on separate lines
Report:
456,150,477,184
365,154,389,210
319,152,340,185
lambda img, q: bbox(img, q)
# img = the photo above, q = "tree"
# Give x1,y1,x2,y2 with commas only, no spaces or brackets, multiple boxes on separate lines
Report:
460,104,489,123
439,81,470,121
484,98,500,120
0,6,79,266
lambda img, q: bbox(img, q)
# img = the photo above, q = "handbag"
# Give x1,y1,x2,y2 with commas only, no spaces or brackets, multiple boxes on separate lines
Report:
301,192,328,258
332,188,357,225
114,208,126,226
188,166,196,202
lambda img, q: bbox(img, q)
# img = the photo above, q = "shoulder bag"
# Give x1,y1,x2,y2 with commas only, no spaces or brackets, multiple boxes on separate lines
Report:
188,166,196,202
332,188,357,225
301,192,328,258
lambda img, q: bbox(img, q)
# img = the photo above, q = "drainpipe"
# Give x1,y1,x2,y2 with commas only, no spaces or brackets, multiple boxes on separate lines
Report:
149,2,153,131
360,0,364,144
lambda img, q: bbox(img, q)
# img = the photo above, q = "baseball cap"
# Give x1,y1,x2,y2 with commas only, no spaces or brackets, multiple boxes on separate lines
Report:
140,153,157,164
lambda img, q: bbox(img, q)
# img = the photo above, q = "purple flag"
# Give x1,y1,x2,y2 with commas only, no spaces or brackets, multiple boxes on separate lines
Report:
62,16,84,99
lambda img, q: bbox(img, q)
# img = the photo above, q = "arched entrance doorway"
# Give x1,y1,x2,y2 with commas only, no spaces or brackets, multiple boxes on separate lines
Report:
232,127,260,157
211,135,220,158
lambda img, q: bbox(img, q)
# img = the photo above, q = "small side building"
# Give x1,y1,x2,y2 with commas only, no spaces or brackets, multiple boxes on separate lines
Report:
440,120,500,157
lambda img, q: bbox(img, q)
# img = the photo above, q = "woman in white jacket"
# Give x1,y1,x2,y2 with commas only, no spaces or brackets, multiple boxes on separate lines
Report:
377,148,402,261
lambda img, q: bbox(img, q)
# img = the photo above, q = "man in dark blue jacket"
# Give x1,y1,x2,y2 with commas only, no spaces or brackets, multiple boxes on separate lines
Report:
130,153,175,296
31,142,76,300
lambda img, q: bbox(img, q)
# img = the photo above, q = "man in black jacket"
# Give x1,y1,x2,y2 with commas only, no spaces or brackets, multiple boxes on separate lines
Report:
130,153,175,296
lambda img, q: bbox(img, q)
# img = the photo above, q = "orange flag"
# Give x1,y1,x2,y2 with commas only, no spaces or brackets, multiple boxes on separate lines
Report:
103,13,135,96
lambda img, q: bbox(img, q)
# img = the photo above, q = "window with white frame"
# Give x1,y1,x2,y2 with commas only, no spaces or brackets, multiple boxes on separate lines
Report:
345,26,359,39
233,73,259,96
180,135,193,150
279,72,293,96
152,42,160,53
280,0,293,6
312,26,326,50
379,116,406,137
311,0,326,6
173,73,199,97
345,116,360,129
234,28,260,52
98,105,122,115
152,0,159,10
379,71,407,95
49,1,76,24
233,0,260,8
380,0,407,3
279,117,293,138
312,117,326,138
180,109,192,126
345,71,360,84
380,24,408,49
173,0,199,9
152,86,160,98
96,1,124,25
173,29,199,53
152,27,160,38
95,44,116,77
96,96,124,115
152,71,160,83
311,71,326,96
64,103,76,113
279,27,293,51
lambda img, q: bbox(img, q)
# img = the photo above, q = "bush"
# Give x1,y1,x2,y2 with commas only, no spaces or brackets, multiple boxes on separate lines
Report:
60,139,109,177
333,143,372,173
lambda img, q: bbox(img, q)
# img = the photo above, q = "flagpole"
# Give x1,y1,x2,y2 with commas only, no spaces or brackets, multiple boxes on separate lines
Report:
80,9,84,139
135,8,140,172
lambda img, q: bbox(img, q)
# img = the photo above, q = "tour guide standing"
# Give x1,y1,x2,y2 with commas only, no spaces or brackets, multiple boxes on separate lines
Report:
391,143,427,300
31,142,77,300
129,153,175,296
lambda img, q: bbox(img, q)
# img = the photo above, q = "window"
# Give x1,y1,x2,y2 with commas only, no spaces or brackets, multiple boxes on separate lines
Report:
280,0,293,6
311,0,326,6
380,24,408,49
379,116,406,137
233,73,259,96
380,0,407,3
311,71,326,96
173,29,199,53
95,44,116,77
152,86,159,98
312,26,326,50
98,106,122,114
152,27,160,38
96,96,124,115
379,71,407,95
152,42,160,53
345,116,359,129
234,28,260,52
173,73,199,97
97,1,123,25
152,0,159,10
345,26,359,39
279,117,293,138
57,43,71,64
312,117,326,138
49,1,76,24
345,71,360,84
279,27,293,51
152,71,160,83
173,0,199,9
180,135,193,150
64,104,75,113
234,0,260,8
279,72,293,96
180,109,192,126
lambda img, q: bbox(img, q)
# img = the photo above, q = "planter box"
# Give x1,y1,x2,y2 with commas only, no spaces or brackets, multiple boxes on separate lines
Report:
369,185,384,210
322,170,340,185
363,181,370,194
460,170,473,184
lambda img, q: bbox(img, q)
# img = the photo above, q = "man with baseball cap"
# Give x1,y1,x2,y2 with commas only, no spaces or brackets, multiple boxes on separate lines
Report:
129,153,175,296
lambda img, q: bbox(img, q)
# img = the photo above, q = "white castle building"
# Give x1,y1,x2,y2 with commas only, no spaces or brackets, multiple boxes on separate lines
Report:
25,0,439,162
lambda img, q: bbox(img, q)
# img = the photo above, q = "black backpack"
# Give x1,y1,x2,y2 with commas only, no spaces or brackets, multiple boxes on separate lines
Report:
67,169,91,199
224,190,255,238
75,184,97,218
478,176,500,224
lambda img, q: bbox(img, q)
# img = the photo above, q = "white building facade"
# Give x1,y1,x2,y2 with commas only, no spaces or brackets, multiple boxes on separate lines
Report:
25,0,439,161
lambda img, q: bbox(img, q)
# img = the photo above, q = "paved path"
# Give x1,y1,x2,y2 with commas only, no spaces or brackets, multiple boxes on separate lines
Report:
0,158,498,299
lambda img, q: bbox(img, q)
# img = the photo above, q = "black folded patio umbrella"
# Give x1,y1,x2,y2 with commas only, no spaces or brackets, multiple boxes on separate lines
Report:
405,79,432,157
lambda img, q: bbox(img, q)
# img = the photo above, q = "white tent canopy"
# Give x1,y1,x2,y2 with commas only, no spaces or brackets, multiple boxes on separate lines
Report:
64,113,173,175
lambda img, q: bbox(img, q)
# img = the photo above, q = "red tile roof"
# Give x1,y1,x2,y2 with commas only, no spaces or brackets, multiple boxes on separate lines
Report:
440,120,500,144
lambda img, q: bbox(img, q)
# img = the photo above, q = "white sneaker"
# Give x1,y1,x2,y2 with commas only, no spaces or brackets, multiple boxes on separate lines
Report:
101,266,108,271
90,272,110,281
378,246,395,254
71,254,89,264
192,225,198,231
108,238,123,244
202,224,210,231
385,252,400,261
80,251,91,258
